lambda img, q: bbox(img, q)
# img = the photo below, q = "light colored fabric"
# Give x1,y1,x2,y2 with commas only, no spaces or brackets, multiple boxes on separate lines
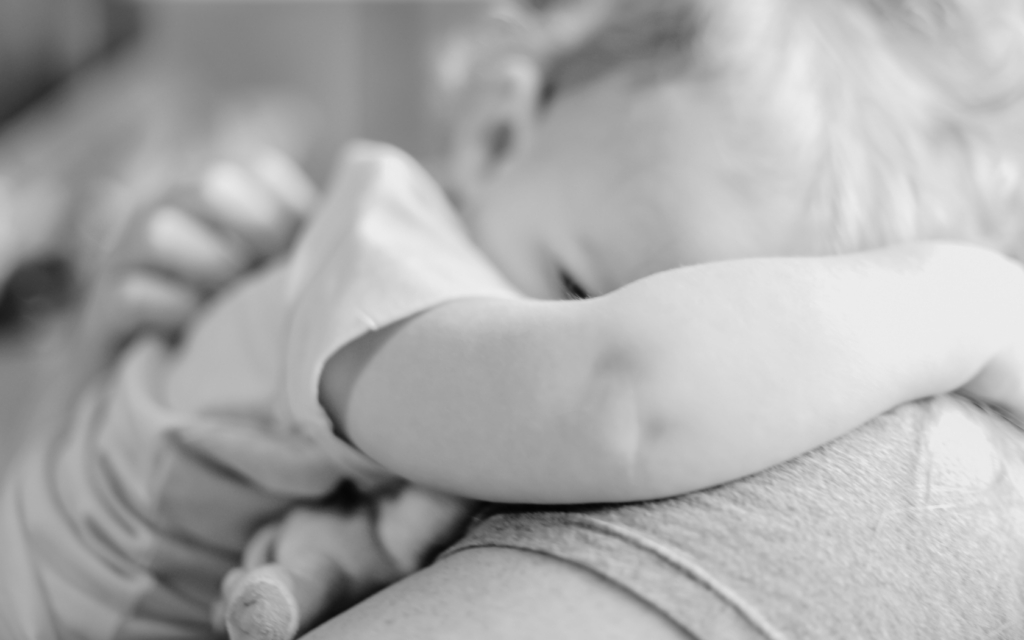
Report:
0,142,519,639
449,396,1024,640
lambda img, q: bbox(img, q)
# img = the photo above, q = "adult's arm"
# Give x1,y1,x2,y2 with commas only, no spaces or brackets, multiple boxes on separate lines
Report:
301,547,690,640
303,394,1024,640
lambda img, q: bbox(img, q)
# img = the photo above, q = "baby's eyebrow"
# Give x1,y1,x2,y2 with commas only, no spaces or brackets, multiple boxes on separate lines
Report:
541,2,704,97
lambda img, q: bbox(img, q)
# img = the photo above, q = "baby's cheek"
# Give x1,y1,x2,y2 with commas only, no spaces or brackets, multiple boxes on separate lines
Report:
471,219,555,298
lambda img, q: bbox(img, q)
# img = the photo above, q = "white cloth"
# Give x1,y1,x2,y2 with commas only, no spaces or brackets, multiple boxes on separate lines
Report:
0,142,520,639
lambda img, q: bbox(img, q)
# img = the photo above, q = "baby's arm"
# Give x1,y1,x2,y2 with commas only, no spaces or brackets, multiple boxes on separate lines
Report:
325,242,1024,504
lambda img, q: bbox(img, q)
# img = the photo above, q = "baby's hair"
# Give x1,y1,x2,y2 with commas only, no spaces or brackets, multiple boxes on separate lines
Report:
454,0,1024,257
734,0,1024,256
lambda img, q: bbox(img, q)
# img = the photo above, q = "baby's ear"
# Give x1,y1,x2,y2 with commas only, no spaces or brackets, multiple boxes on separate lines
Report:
449,54,542,201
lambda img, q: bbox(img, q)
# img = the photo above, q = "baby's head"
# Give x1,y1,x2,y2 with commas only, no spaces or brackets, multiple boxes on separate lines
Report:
445,0,1024,299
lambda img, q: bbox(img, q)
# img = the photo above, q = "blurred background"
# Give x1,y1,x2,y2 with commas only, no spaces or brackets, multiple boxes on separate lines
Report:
0,0,489,472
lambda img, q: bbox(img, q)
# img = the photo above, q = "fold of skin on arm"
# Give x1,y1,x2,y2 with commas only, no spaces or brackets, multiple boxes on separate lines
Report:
312,1,1024,508
303,0,1024,636
324,242,1024,505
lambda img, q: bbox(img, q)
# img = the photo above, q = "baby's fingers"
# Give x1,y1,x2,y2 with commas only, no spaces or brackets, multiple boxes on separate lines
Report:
222,559,352,640
378,487,476,574
222,507,399,640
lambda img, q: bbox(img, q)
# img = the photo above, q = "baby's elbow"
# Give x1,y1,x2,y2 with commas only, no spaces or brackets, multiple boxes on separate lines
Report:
566,298,703,502
576,365,694,503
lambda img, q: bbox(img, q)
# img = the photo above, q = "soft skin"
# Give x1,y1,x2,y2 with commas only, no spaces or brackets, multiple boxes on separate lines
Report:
321,55,1024,504
302,3,1024,637
327,243,1024,504
85,1,1022,637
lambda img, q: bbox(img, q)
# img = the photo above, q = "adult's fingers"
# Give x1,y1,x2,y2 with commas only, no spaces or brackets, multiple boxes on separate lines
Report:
110,150,316,295
85,270,200,345
76,270,201,375
114,271,203,332
198,151,315,260
143,205,248,289
246,148,317,216
107,191,248,296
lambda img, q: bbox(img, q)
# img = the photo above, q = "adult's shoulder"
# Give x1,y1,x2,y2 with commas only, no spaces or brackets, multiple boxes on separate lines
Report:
304,396,1024,640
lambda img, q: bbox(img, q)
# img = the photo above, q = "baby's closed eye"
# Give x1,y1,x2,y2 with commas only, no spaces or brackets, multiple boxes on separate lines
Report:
559,269,590,300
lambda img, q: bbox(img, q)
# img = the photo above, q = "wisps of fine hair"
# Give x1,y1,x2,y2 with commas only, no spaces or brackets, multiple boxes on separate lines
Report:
529,0,1024,258
450,0,1024,257
539,0,708,97
765,0,1024,257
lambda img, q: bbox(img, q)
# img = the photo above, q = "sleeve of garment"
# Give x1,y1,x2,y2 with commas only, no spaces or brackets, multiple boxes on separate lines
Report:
281,141,523,439
161,141,523,495
0,141,522,639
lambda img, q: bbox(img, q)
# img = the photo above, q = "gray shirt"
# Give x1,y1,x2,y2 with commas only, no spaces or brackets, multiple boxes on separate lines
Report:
449,396,1024,639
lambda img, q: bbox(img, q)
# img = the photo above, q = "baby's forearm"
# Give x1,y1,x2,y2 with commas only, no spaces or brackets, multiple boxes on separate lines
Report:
324,243,1024,504
590,242,1023,500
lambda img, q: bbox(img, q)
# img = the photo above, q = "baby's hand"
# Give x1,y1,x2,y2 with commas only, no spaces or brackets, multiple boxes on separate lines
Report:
78,149,316,371
214,486,474,640
953,252,1024,426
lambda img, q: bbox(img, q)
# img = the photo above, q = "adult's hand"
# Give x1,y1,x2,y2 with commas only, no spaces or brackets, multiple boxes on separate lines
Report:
78,147,314,374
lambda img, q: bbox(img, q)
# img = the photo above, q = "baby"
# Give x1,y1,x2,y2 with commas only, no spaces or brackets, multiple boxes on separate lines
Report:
232,0,1024,633
4,0,1024,639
